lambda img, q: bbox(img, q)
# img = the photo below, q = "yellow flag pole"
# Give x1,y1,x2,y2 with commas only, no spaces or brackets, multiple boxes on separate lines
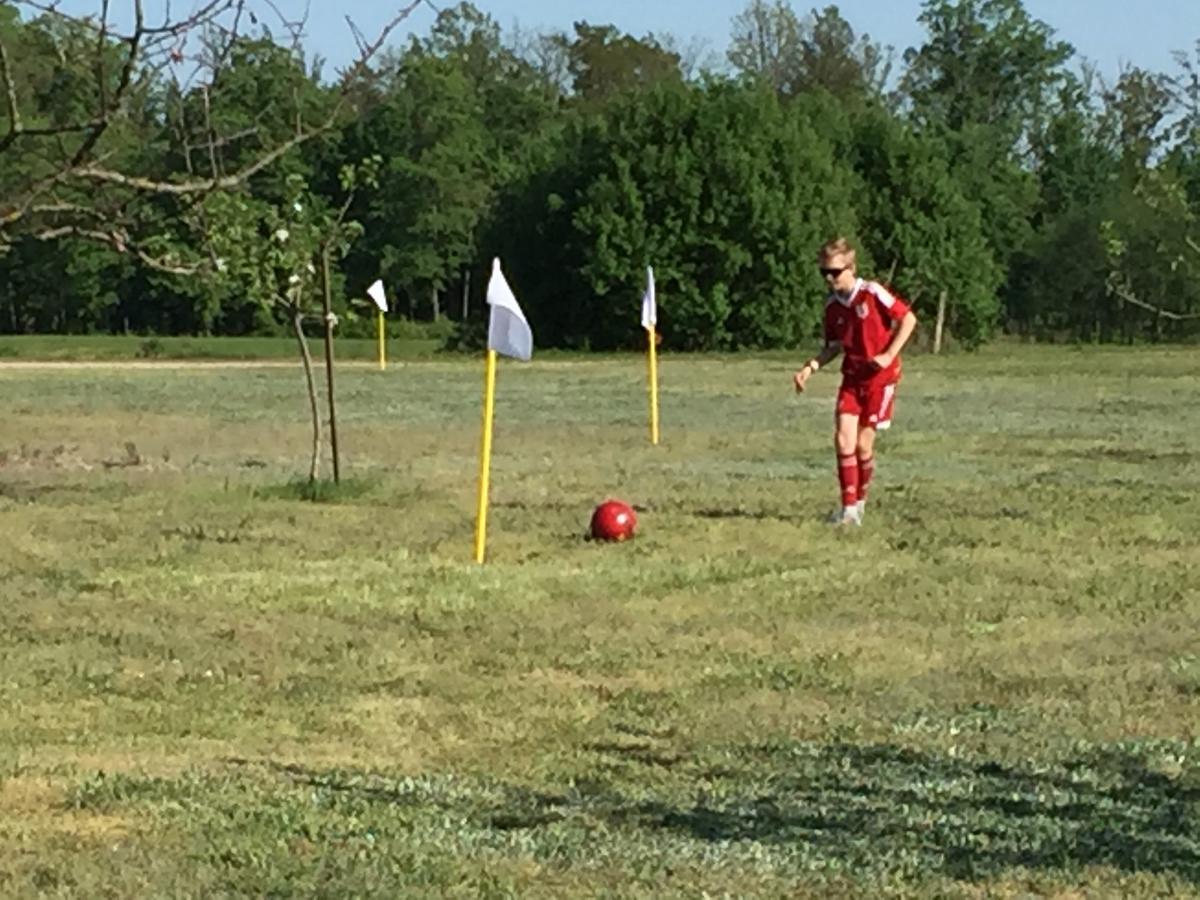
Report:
474,349,498,564
377,310,386,371
647,326,660,445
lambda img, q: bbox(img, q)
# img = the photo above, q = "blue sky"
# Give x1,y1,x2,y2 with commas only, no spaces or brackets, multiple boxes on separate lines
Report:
295,0,1198,81
45,1,1200,82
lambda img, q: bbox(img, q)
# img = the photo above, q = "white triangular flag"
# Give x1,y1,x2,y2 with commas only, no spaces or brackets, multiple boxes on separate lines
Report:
367,279,388,312
641,265,656,329
486,258,533,361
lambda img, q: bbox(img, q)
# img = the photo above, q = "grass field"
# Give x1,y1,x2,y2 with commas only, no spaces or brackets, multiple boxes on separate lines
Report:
1,344,1198,897
0,332,446,362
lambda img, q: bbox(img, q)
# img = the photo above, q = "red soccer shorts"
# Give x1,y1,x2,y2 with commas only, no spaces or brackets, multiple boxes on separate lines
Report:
836,379,899,430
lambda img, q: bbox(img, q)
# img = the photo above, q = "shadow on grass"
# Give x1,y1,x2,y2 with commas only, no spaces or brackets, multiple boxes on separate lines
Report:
626,742,1200,883
243,740,1200,884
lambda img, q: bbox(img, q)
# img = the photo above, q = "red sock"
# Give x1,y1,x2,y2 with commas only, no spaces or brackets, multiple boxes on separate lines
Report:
837,454,859,507
857,455,875,503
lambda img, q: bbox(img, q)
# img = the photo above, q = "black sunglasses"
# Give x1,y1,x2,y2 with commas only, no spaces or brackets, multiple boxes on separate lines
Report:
819,266,848,278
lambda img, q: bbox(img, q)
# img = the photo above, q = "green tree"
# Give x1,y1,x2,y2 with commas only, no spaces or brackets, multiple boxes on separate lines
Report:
845,109,1003,346
1167,41,1200,203
1101,65,1174,171
727,0,803,96
0,237,130,333
339,51,491,320
728,2,892,103
490,79,857,350
948,123,1039,317
205,161,379,481
901,0,1073,148
1101,170,1200,341
1032,72,1120,218
898,1,1073,327
418,3,560,184
797,6,893,102
1011,206,1111,339
557,23,683,103
1007,73,1121,336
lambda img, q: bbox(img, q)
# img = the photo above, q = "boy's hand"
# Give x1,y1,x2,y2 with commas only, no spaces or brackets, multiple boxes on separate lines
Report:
793,365,814,393
872,351,895,370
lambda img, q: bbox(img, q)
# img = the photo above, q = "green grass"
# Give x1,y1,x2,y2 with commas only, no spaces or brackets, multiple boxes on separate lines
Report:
0,331,446,361
1,344,1198,897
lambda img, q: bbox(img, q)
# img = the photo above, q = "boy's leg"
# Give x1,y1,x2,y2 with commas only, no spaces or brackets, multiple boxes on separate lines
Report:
834,411,861,523
857,380,898,515
834,383,864,521
856,426,876,515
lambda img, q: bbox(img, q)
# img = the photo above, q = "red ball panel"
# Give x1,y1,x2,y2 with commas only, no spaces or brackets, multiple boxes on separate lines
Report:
590,500,637,542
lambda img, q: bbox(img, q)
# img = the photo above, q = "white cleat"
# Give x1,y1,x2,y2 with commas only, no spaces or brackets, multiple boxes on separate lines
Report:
827,506,862,527
855,500,866,521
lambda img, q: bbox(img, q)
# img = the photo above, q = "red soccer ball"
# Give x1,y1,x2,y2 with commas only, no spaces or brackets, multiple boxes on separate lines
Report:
590,500,637,542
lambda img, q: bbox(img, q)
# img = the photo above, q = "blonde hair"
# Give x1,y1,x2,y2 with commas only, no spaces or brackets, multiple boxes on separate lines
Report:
818,237,856,266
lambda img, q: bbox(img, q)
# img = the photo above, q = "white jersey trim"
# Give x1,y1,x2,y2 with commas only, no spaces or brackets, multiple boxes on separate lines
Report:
868,281,898,308
828,280,901,312
828,278,865,308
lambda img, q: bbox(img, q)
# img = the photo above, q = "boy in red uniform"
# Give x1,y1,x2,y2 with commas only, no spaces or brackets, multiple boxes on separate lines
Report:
793,238,918,525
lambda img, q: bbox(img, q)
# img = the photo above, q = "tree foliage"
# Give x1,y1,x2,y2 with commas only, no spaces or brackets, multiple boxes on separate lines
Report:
2,1,1199,346
728,2,892,103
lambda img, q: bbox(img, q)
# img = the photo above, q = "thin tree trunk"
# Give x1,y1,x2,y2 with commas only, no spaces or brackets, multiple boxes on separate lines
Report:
461,268,471,321
320,248,340,484
293,307,321,483
933,290,948,354
431,284,440,321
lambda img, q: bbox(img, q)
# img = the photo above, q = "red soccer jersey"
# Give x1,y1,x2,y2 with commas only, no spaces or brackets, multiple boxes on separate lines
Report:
823,279,911,384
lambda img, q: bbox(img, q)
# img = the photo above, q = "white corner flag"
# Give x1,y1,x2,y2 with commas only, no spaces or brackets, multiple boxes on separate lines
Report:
486,259,533,361
641,265,656,329
475,258,533,564
642,265,660,445
368,279,388,371
367,279,388,312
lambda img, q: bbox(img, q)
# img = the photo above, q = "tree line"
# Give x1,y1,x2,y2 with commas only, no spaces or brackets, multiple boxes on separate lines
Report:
2,0,1199,349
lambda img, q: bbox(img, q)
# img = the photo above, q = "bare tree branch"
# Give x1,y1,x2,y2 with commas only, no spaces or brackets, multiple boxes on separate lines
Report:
201,85,221,178
345,16,370,59
2,0,426,256
1,145,122,229
68,0,145,168
18,0,237,41
262,0,308,54
204,0,247,89
96,0,112,114
4,120,109,142
73,0,425,197
30,201,113,223
0,40,24,149
74,127,314,194
34,224,200,274
1111,282,1200,321
339,0,426,84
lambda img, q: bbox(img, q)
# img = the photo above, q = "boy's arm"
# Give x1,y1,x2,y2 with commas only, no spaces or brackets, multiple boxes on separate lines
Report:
794,341,842,393
872,311,917,370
